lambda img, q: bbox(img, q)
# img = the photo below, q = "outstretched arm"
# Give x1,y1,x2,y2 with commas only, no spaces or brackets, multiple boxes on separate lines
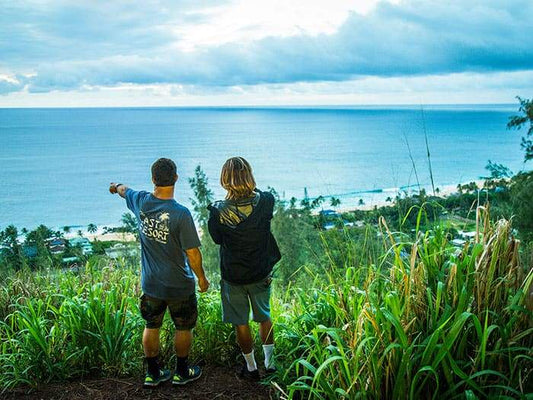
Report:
109,182,129,198
184,247,210,293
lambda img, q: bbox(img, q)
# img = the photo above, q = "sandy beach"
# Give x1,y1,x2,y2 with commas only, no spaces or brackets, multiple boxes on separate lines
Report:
330,179,486,214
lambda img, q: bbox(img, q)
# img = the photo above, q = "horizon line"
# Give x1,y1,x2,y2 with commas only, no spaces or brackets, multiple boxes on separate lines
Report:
0,102,517,110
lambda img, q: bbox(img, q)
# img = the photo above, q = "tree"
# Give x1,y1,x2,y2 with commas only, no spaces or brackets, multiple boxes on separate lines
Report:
0,225,25,271
330,197,341,208
510,171,533,240
188,165,214,230
87,223,97,234
24,225,56,269
188,165,218,275
121,212,138,239
507,96,533,162
484,160,513,179
311,195,324,210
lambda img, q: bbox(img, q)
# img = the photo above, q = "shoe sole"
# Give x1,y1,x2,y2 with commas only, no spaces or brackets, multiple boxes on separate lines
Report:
143,375,172,388
172,369,202,386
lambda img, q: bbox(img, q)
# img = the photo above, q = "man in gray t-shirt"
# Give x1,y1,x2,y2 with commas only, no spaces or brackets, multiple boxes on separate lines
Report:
110,157,209,388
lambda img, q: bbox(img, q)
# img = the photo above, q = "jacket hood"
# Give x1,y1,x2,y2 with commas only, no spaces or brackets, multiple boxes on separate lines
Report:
210,192,261,228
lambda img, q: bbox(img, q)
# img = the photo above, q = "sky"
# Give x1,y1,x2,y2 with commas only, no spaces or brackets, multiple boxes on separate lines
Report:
1,0,532,107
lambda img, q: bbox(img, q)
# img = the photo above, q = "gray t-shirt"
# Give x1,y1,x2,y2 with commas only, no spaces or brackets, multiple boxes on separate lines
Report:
125,189,201,299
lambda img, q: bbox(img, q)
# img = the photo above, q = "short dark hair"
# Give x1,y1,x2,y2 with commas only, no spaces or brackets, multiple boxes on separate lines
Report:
151,158,177,187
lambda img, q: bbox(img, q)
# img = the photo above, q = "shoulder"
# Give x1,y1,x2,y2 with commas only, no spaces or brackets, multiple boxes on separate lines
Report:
208,200,227,213
173,202,194,217
258,190,275,205
126,189,150,205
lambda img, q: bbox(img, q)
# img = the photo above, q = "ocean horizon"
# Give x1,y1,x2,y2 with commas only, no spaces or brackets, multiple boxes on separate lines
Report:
0,104,528,230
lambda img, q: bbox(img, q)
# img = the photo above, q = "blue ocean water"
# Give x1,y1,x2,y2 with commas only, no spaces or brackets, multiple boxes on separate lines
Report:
0,105,526,230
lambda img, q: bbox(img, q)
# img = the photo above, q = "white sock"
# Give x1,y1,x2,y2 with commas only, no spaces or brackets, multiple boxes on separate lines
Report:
263,344,275,369
243,350,257,372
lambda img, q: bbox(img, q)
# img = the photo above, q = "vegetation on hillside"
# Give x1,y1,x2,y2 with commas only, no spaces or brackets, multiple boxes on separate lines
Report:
0,98,532,398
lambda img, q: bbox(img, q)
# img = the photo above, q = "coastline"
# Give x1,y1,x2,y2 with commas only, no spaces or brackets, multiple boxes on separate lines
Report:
6,179,489,241
319,180,486,214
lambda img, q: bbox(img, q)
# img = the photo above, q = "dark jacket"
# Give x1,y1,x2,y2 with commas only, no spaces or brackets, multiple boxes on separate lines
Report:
207,190,281,285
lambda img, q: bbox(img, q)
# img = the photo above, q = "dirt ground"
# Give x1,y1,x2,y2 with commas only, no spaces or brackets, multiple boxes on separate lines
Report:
2,365,276,400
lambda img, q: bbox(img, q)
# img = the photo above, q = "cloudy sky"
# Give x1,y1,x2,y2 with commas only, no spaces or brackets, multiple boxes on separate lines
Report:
1,0,532,107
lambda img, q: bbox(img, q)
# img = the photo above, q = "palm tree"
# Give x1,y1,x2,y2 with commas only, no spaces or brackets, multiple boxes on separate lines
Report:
87,223,97,234
330,197,341,208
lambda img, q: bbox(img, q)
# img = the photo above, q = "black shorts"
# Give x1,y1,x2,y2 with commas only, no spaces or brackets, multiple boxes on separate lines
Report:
139,293,198,330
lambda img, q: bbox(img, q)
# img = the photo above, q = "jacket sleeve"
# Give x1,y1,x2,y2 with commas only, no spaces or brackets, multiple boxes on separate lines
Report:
265,192,275,220
207,205,223,245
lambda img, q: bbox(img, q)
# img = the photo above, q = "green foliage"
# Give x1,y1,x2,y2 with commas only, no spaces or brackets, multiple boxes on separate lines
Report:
24,225,58,269
269,190,320,284
507,96,533,162
188,165,214,229
120,212,138,240
330,197,341,208
484,160,513,179
510,171,533,241
0,209,531,398
0,225,25,271
188,165,219,277
276,210,532,399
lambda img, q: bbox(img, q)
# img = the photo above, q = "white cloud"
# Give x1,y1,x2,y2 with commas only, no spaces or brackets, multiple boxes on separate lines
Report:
0,0,532,104
174,0,384,50
1,70,531,107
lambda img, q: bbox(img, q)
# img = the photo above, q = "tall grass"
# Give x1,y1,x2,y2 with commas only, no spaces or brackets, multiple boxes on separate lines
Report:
0,208,531,398
274,207,532,399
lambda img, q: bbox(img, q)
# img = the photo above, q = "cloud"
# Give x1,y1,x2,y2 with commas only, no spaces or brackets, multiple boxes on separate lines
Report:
1,0,532,93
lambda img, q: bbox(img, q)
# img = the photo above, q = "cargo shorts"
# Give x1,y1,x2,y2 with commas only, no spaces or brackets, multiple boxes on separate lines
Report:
220,276,272,326
139,293,198,330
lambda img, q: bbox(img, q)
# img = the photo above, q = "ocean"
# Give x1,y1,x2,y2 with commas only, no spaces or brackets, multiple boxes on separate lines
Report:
0,105,526,230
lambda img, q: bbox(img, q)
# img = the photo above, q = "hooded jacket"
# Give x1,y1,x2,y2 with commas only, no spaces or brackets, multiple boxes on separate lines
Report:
207,190,281,284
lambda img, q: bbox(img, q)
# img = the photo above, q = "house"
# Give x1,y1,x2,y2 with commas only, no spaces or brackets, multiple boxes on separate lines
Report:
69,237,93,255
47,238,67,254
319,209,339,217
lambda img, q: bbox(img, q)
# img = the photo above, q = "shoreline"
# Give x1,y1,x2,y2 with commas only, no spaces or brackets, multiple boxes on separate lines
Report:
314,180,487,214
6,179,490,241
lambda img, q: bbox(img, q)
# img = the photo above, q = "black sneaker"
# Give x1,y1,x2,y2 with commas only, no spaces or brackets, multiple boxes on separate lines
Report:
143,369,171,388
172,365,202,386
265,366,277,375
240,365,261,381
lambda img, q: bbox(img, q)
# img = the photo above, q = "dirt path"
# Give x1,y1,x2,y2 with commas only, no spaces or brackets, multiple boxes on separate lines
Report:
3,365,276,400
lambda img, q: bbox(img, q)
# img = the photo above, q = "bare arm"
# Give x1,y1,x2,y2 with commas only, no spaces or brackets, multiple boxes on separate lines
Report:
184,247,210,292
109,182,129,198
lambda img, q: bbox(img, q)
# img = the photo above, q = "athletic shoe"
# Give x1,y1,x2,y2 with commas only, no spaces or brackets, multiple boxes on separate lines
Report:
239,365,261,381
143,369,172,388
172,365,202,385
265,366,277,375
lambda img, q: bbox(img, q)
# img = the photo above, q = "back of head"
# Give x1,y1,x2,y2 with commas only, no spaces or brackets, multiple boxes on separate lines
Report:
221,157,256,200
151,158,177,187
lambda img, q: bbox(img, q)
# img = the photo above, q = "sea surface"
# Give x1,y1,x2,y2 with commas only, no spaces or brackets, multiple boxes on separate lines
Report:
0,105,527,230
